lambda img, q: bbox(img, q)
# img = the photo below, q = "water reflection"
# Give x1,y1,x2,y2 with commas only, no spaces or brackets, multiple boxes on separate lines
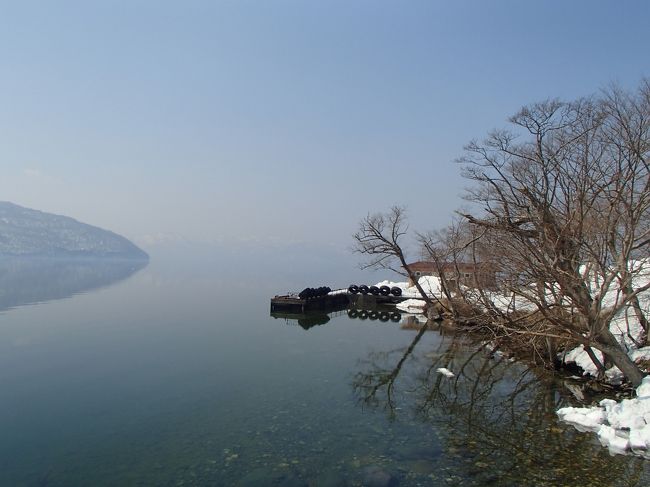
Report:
352,322,650,486
271,308,407,329
0,257,148,312
347,308,402,323
270,311,332,329
2,260,647,486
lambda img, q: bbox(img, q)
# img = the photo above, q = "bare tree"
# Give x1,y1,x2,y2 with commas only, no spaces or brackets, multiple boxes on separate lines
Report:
352,206,446,311
457,81,650,386
416,217,492,320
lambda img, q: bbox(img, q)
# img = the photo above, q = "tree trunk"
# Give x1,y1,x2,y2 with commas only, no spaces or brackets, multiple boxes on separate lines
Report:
629,295,650,345
595,329,645,387
584,346,605,379
622,282,649,344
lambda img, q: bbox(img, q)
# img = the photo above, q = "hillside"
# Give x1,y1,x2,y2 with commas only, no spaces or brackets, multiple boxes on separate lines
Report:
0,202,148,259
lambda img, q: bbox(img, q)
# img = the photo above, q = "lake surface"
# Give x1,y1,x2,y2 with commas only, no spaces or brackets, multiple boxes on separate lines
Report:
0,253,648,486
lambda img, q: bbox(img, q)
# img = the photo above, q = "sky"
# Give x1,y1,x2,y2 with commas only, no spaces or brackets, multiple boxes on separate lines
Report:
1,0,648,251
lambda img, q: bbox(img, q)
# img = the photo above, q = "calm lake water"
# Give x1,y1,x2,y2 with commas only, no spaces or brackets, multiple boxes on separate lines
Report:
0,252,649,486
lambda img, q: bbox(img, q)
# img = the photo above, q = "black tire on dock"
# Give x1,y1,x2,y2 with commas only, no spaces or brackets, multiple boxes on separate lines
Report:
348,309,359,319
324,286,332,294
358,310,369,320
379,311,390,322
390,312,401,322
390,287,403,297
348,285,359,294
298,288,311,299
359,285,369,295
369,286,380,295
379,285,391,296
368,310,379,320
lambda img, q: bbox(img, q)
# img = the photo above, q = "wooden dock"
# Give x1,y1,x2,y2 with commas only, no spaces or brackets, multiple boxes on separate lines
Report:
270,290,411,313
348,293,409,308
270,292,349,313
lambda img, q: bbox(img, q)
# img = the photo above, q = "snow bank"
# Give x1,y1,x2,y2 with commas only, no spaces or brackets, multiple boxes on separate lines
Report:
414,275,444,296
558,376,650,457
373,276,444,316
329,288,348,295
375,276,444,299
470,257,650,383
371,258,649,385
396,298,426,313
558,259,650,382
562,345,603,378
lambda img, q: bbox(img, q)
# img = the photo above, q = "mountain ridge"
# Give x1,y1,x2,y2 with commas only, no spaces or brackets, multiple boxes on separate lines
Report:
0,201,148,259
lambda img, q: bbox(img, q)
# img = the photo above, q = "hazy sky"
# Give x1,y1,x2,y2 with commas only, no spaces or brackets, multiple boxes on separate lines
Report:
1,0,648,249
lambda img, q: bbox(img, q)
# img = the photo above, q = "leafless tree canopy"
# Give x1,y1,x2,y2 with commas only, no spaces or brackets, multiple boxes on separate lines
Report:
352,81,649,386
457,81,650,386
353,206,444,309
353,206,410,275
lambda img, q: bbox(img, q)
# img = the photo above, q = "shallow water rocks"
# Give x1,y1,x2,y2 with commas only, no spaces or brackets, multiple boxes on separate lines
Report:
393,442,442,461
360,465,399,487
277,475,309,487
237,468,272,487
313,470,348,487
237,468,308,487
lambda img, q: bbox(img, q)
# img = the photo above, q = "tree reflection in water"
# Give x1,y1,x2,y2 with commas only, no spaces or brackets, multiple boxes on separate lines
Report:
352,322,650,486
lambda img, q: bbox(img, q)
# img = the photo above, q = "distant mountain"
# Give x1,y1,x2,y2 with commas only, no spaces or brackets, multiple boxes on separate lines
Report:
0,202,148,259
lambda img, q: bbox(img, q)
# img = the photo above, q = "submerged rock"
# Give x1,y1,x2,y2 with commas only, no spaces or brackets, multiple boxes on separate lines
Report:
277,475,308,487
393,443,442,461
360,465,399,487
237,468,308,487
237,468,279,487
312,470,348,487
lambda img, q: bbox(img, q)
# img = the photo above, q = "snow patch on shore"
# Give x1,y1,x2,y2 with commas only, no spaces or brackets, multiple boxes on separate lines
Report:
374,276,445,317
396,298,426,313
375,276,444,300
558,376,650,457
557,259,650,382
373,261,649,386
562,345,604,378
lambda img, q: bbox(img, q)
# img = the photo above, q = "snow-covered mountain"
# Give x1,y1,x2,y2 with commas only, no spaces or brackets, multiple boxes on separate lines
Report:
0,202,148,259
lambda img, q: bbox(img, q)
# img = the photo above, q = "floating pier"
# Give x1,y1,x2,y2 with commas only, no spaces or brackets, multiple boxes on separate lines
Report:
270,288,411,314
270,292,349,313
348,293,408,308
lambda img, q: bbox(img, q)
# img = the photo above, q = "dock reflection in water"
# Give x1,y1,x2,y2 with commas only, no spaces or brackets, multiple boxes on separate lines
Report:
270,311,332,330
270,307,405,330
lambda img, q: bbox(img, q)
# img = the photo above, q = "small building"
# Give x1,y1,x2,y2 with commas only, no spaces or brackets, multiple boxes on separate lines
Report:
406,261,497,290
